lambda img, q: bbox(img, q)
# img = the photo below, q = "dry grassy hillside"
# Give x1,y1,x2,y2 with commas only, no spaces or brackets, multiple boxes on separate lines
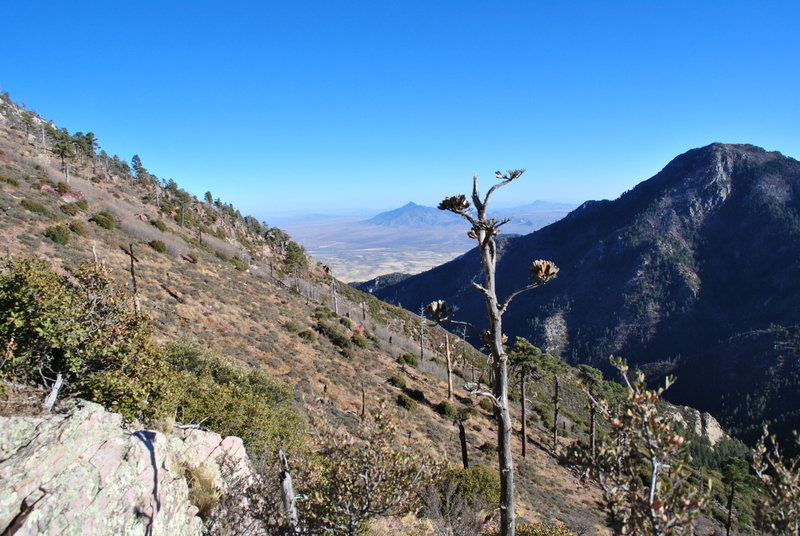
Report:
1,97,741,535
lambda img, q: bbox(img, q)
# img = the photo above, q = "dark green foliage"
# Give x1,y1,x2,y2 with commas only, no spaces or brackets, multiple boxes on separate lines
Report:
149,240,167,253
397,352,419,367
150,219,168,232
215,251,229,262
339,316,353,329
280,240,307,276
439,465,500,508
69,221,87,236
388,373,406,389
162,342,304,453
397,393,417,411
89,211,116,230
75,200,88,211
43,225,70,245
351,334,368,348
0,176,19,186
59,203,79,216
0,257,304,453
479,398,494,413
20,199,54,218
436,401,458,420
0,257,166,419
230,257,248,272
56,181,70,194
298,329,316,343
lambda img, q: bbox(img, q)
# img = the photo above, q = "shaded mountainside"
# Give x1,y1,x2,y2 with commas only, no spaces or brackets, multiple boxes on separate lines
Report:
368,143,800,441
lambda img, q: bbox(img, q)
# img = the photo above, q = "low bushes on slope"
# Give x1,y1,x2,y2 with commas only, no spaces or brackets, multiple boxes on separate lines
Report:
0,256,303,454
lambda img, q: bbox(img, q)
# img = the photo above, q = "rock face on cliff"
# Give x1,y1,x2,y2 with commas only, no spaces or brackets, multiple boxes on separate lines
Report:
0,399,252,536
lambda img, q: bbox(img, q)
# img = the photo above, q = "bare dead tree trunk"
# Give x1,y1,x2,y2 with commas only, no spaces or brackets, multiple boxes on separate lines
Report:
361,301,367,321
419,306,425,362
590,403,596,461
458,419,470,469
435,170,558,536
330,276,338,315
445,333,453,401
279,449,299,533
520,371,527,460
129,243,141,313
553,375,560,453
42,374,63,412
360,382,366,420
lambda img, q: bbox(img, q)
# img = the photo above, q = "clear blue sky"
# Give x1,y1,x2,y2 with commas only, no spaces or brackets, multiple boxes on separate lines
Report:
2,1,799,220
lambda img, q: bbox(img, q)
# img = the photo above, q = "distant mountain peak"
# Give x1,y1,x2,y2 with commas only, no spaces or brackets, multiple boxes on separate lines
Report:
363,202,461,227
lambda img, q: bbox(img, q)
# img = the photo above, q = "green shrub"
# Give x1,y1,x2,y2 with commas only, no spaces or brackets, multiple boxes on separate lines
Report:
439,465,500,508
0,258,168,419
20,199,53,218
162,341,304,453
185,253,198,263
479,442,496,453
351,334,368,348
458,407,479,421
339,317,353,329
397,352,419,367
56,181,70,194
479,398,494,413
149,240,167,253
0,176,19,186
298,329,316,343
75,200,89,211
397,393,417,411
230,257,248,271
284,320,303,333
436,401,458,420
69,221,87,236
388,374,406,389
215,250,230,262
313,306,334,320
43,225,70,245
89,211,116,230
316,319,352,350
59,203,79,216
483,523,576,536
150,219,169,232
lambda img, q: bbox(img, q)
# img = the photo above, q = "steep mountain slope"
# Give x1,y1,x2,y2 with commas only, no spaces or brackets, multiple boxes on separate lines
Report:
0,95,616,533
368,143,800,440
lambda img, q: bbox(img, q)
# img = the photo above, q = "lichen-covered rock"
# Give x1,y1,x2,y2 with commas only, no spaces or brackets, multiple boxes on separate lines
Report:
0,399,252,536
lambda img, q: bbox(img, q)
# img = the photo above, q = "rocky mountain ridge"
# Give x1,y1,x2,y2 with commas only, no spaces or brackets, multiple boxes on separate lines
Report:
366,143,800,442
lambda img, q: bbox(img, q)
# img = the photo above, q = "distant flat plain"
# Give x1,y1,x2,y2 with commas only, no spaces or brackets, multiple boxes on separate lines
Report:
273,203,576,282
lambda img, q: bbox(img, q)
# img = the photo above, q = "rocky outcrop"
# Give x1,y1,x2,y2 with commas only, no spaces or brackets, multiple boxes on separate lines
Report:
0,400,253,536
666,405,727,446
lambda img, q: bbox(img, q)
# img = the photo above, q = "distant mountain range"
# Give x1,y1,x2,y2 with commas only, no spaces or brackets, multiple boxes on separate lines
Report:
363,202,462,227
361,143,800,442
274,200,575,281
